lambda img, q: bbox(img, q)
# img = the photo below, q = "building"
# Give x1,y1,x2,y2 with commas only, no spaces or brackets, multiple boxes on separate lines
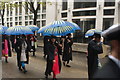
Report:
0,0,120,43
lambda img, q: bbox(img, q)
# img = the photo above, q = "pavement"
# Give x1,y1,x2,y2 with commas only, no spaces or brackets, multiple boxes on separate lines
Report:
2,47,88,79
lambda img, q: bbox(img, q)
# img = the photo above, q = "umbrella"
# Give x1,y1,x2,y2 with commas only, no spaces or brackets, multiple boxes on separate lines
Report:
85,29,102,37
26,25,39,31
38,21,81,36
0,25,8,35
5,25,34,35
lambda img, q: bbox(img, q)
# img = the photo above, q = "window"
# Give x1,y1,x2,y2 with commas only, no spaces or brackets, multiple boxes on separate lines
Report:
15,22,18,25
7,18,9,21
104,0,115,7
62,13,67,18
10,22,12,27
29,15,33,20
42,2,46,13
25,16,28,20
73,10,96,17
29,21,33,25
72,19,95,43
74,1,96,9
37,15,40,19
19,22,22,25
7,23,9,27
37,21,40,27
15,2,18,15
104,9,115,15
42,20,46,26
103,18,114,30
37,2,41,13
19,2,22,15
15,17,18,21
25,3,28,14
19,17,22,21
62,0,67,10
42,14,46,19
10,17,12,21
25,21,28,26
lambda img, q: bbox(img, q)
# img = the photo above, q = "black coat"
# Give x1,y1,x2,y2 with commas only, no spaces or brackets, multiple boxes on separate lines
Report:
93,57,120,80
45,42,61,75
15,38,31,67
87,40,103,79
43,36,50,55
62,38,73,61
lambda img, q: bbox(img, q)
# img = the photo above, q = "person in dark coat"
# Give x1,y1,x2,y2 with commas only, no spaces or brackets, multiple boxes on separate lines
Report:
87,33,103,79
62,33,73,67
10,35,15,51
93,24,120,79
15,35,31,73
30,35,37,56
43,36,50,58
45,36,61,80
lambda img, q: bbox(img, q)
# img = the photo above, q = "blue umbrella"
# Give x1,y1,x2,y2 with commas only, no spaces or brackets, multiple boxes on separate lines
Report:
85,29,102,37
5,25,34,35
38,21,81,36
26,25,39,31
0,25,8,35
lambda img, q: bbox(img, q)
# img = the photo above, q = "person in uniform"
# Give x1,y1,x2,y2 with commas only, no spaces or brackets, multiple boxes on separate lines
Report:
94,24,120,79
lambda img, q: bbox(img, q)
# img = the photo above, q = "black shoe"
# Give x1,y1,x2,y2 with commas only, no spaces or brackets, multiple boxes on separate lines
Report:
23,70,27,74
66,65,71,67
45,75,48,78
18,67,22,71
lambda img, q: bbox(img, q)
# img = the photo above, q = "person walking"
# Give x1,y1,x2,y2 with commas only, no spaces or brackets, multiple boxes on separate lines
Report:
30,35,37,56
62,33,73,67
2,35,12,63
45,36,61,80
43,36,50,59
87,33,103,80
93,24,120,79
15,35,30,73
10,35,15,51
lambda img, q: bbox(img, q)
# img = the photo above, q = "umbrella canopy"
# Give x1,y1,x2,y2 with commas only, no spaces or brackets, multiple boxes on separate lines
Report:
26,25,39,31
38,21,81,36
5,25,34,35
85,29,102,37
0,25,8,35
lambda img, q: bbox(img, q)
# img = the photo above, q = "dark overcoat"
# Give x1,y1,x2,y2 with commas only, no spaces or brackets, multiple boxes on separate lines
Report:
87,40,103,79
62,38,73,61
45,42,61,75
15,38,31,67
93,57,120,80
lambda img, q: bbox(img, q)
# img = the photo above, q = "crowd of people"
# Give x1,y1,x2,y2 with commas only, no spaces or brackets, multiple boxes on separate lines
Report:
2,33,73,80
2,24,120,80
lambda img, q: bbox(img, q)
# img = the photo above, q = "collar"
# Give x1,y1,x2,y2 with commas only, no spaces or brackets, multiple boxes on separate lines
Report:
109,55,120,68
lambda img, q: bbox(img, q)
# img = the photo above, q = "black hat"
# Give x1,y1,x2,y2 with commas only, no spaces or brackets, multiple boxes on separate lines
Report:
94,33,101,38
102,24,120,41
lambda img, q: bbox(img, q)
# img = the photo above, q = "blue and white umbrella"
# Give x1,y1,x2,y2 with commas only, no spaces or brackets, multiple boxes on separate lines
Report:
5,25,34,35
38,21,81,36
26,25,39,31
0,25,8,35
85,29,102,37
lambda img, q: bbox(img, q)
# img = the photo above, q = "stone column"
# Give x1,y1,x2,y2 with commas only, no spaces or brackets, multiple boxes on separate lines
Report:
95,0,104,30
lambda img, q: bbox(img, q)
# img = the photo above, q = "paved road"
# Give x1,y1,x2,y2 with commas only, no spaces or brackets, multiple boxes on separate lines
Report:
2,47,88,79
